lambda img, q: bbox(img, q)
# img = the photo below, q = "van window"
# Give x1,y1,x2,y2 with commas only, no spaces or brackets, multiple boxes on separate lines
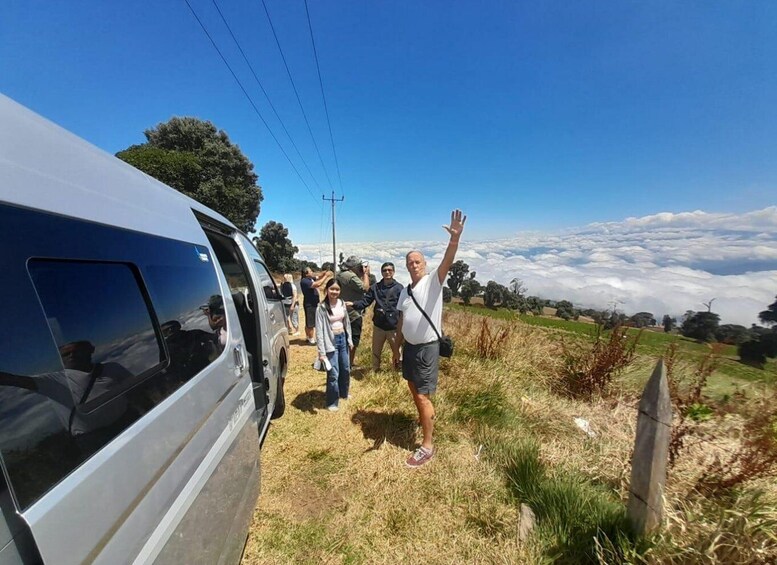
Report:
0,203,228,509
253,261,282,301
28,260,164,407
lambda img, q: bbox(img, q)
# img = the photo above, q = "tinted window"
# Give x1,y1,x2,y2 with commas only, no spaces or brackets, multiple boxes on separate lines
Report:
0,203,226,509
254,260,281,301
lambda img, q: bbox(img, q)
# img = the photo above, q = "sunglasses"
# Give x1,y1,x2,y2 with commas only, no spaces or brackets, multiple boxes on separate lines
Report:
381,268,394,273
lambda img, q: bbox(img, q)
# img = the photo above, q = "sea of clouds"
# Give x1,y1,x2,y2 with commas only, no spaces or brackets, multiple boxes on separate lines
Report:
298,207,777,326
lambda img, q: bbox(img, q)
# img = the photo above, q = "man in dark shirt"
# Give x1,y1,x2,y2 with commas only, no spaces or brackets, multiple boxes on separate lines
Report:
349,262,404,371
300,267,332,344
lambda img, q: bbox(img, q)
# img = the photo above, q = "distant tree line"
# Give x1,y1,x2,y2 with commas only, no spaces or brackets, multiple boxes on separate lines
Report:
445,262,777,370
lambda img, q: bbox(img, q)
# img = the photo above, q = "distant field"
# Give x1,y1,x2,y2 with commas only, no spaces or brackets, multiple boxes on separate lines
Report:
446,303,777,390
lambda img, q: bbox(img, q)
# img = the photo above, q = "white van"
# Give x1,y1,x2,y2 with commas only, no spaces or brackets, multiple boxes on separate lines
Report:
0,94,288,564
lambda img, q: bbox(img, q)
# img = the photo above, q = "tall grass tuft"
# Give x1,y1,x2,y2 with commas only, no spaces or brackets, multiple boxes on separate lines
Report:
487,437,641,563
557,325,640,399
449,379,513,429
696,393,777,494
476,317,511,359
666,343,721,467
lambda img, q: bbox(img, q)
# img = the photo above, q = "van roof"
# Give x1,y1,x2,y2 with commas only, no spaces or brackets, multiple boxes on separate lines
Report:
0,93,239,243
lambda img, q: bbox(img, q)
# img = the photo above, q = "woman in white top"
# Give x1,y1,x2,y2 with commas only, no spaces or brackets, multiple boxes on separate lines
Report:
281,273,299,335
315,278,353,411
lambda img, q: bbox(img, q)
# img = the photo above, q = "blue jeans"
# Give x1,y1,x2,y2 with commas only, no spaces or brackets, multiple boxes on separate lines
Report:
326,333,350,407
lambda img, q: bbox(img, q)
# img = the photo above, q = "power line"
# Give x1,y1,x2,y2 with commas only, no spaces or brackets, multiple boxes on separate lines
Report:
304,0,343,195
260,0,335,192
210,0,325,193
182,0,319,204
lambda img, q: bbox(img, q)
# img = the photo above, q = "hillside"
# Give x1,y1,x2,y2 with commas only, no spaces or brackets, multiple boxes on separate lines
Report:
241,307,777,564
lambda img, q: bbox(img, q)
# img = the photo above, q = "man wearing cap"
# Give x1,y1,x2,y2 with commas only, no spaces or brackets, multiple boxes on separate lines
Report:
336,255,371,365
393,209,466,468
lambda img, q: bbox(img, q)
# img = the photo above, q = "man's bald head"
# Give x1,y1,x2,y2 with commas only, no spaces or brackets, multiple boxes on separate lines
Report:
405,250,427,283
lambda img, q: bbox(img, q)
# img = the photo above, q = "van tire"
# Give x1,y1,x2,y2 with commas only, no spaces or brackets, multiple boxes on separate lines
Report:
271,376,285,419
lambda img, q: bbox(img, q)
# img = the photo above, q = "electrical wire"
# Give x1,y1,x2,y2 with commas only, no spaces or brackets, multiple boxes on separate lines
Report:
183,0,319,204
210,0,325,193
304,0,343,195
260,0,335,192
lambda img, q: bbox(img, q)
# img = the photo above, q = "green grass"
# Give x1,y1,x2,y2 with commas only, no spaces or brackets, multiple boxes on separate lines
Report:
485,437,645,564
446,303,777,387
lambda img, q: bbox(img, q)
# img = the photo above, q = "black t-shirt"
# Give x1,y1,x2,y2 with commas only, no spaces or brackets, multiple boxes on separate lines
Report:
281,281,294,299
300,276,319,307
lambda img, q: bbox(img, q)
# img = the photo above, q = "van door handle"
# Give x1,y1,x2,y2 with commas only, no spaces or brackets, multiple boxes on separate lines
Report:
233,345,245,370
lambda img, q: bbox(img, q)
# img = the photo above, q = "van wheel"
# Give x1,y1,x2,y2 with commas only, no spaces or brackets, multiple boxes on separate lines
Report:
271,376,285,419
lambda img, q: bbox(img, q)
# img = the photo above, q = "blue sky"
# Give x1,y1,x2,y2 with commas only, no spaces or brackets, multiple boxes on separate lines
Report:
3,1,776,246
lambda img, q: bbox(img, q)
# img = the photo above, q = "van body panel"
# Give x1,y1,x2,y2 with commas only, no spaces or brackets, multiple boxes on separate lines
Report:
0,93,231,245
234,234,289,410
0,95,273,564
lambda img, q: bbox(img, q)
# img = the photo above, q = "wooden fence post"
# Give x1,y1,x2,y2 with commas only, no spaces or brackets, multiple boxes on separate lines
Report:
627,359,672,535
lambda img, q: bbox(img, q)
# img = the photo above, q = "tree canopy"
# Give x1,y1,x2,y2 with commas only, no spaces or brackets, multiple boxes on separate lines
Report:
629,312,656,328
459,278,482,306
680,311,720,342
117,117,263,232
446,260,470,297
253,221,299,273
760,296,777,326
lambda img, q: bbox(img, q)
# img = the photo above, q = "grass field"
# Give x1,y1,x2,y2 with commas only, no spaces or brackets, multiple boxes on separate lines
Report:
448,303,777,392
242,306,777,564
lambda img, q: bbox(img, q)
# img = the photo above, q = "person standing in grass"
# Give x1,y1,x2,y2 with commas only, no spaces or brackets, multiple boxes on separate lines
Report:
394,209,466,468
347,262,404,372
281,273,299,336
316,278,353,412
301,267,332,344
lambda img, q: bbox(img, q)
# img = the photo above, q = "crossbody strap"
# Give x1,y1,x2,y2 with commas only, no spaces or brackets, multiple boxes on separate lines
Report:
407,286,442,341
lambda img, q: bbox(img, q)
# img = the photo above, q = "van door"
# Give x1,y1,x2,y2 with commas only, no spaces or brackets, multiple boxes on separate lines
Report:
232,234,288,419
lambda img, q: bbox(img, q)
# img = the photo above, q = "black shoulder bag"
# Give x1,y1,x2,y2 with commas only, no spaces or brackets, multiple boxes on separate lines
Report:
407,286,454,358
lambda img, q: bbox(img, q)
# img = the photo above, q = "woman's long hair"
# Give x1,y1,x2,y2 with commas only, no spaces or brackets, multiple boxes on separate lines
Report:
324,278,340,316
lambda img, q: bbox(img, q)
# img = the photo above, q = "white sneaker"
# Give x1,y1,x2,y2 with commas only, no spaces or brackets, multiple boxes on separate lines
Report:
327,405,339,412
308,339,316,345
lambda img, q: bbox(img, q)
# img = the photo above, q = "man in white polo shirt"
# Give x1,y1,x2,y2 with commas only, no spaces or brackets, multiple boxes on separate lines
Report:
393,209,466,468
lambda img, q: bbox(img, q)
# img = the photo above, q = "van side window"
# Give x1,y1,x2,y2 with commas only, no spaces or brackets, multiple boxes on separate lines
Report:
0,203,228,510
253,260,282,301
28,260,164,408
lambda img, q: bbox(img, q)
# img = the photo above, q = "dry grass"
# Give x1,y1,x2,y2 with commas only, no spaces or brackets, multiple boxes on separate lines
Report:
241,309,777,565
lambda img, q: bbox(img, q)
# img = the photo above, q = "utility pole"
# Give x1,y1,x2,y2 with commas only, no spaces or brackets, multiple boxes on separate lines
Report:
323,191,344,269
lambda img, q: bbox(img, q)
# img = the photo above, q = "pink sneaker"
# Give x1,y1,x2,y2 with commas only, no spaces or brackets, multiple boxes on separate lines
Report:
405,446,434,468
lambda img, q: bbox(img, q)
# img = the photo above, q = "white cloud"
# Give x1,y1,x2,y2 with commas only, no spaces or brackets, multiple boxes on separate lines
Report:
298,207,777,326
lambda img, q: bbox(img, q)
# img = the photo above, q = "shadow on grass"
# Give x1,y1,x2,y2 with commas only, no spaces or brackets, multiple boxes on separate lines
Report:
292,390,327,414
349,366,370,381
351,410,417,451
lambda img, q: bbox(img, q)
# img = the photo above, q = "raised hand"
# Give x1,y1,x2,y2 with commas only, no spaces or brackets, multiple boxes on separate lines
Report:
443,209,467,240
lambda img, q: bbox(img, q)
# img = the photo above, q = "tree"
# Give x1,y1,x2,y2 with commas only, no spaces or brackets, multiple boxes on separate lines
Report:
483,281,504,308
321,262,335,273
680,311,720,342
446,260,469,297
117,117,262,232
629,312,656,328
739,340,766,368
662,315,675,333
253,221,298,273
759,296,777,326
459,278,481,306
442,287,452,303
714,324,750,345
555,300,575,321
525,296,544,316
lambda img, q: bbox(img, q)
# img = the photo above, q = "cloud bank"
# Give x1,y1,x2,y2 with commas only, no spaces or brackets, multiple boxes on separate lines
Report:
298,207,777,326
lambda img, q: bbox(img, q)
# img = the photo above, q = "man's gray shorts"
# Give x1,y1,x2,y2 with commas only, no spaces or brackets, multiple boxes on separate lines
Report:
402,341,439,395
